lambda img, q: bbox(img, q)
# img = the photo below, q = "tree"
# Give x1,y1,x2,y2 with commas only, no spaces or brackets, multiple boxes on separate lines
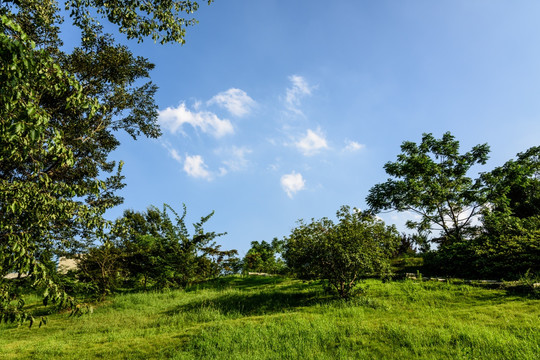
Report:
473,146,540,279
1,0,213,323
393,233,418,257
1,14,103,324
283,206,399,298
421,146,540,279
65,0,214,45
112,204,237,289
243,238,286,274
108,208,165,290
366,132,490,246
77,241,124,300
482,146,540,219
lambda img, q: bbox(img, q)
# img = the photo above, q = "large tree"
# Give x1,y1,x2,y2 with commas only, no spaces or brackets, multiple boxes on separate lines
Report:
1,0,213,323
422,147,540,279
482,146,540,220
366,132,490,246
475,146,540,278
1,14,103,323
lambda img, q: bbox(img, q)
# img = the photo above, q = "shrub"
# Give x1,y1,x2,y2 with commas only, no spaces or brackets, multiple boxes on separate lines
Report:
283,206,399,298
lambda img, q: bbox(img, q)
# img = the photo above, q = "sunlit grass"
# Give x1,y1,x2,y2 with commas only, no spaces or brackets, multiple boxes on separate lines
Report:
1,276,538,359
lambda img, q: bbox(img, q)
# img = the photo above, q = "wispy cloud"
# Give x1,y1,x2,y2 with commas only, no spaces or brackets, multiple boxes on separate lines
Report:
184,154,212,180
161,142,183,163
208,88,256,117
169,148,182,163
343,140,365,152
267,159,280,172
285,75,314,115
159,103,234,138
296,128,329,156
281,171,305,198
216,146,252,174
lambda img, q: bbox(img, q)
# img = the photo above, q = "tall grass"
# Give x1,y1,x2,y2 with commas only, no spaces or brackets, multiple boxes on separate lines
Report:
1,276,538,359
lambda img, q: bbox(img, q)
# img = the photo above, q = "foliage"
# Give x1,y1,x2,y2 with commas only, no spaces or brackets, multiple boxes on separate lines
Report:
518,269,540,298
242,238,286,274
482,146,540,219
423,146,540,279
476,146,540,279
65,0,214,45
366,132,490,246
111,204,238,290
475,223,539,279
391,256,424,275
77,241,124,299
284,206,399,298
0,13,99,324
1,0,213,323
218,255,243,276
421,223,540,281
392,233,419,257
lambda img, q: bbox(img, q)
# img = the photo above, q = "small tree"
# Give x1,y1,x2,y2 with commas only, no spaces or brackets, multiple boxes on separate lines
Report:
284,206,399,298
77,241,124,300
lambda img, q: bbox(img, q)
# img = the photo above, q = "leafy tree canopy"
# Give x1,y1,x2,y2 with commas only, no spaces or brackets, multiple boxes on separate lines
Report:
65,0,214,45
111,204,237,288
482,146,540,219
1,0,213,324
417,145,539,279
366,132,490,246
283,206,399,298
1,14,105,324
243,238,286,274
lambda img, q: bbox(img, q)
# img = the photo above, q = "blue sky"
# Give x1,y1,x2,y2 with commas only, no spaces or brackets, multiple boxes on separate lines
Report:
84,1,540,255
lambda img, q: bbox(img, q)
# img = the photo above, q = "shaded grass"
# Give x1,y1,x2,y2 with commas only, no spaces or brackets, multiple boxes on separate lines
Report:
1,276,539,359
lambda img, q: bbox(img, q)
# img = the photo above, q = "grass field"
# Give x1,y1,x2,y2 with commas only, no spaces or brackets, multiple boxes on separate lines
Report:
1,276,539,359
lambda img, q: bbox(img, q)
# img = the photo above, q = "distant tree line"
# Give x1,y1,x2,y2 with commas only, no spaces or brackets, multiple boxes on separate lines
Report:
238,238,286,275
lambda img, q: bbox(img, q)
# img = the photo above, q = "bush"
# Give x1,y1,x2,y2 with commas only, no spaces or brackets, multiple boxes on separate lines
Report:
423,221,540,280
283,206,399,298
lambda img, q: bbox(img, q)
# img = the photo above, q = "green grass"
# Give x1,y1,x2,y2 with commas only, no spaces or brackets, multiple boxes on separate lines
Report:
1,276,539,359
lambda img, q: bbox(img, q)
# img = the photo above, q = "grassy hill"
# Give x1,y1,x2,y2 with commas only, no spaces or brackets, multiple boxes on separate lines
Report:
1,276,539,359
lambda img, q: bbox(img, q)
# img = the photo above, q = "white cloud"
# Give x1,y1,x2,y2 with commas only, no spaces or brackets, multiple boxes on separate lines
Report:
208,88,256,117
268,163,279,172
285,75,314,115
161,142,183,164
218,146,252,172
184,154,212,180
218,167,228,176
344,140,366,152
158,103,234,138
169,148,182,163
296,128,329,156
281,171,306,198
